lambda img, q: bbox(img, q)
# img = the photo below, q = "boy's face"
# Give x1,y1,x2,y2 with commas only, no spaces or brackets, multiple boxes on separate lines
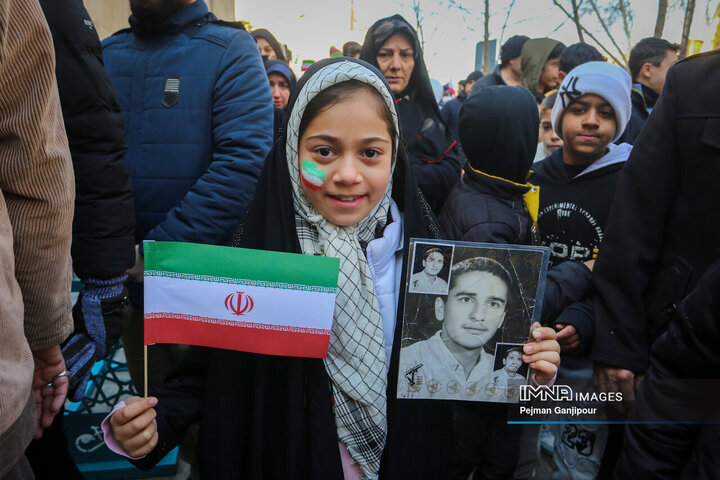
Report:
539,108,562,155
504,350,523,373
560,94,616,165
436,271,508,351
539,57,560,91
423,252,444,276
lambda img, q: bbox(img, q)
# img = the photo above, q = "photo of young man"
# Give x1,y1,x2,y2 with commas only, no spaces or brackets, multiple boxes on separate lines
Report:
408,244,454,295
400,256,516,401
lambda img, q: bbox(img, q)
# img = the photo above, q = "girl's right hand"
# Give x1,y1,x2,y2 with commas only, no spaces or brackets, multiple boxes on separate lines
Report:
109,396,159,458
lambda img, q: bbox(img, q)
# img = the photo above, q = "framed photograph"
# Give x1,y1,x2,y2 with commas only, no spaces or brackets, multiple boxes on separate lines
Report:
397,239,550,403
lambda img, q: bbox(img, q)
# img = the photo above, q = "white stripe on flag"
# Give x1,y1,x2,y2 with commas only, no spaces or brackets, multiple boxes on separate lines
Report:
145,276,335,331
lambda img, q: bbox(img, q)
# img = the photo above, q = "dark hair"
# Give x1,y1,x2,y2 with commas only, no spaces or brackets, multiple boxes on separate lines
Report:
422,247,444,261
559,43,605,73
343,41,362,57
547,42,566,61
458,80,467,87
629,37,680,81
449,256,513,292
297,80,397,157
465,70,484,83
540,91,558,113
504,346,523,359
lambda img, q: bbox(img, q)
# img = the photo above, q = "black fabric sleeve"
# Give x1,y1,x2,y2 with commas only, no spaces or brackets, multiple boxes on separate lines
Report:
591,64,681,373
541,261,592,325
554,299,594,355
40,0,136,280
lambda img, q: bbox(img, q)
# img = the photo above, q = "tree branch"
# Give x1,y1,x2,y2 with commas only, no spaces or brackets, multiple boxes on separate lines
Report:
552,0,626,66
587,0,629,64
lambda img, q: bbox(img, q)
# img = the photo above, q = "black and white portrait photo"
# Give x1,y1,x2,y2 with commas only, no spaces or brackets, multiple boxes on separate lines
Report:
398,240,549,403
408,243,454,295
485,343,529,401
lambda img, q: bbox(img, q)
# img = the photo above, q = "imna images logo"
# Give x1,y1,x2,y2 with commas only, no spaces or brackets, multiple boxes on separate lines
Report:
225,291,254,316
519,384,623,403
520,384,573,402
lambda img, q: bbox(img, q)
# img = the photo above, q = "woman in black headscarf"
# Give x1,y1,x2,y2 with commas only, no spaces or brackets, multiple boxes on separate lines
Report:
361,14,461,214
251,28,286,61
263,58,296,142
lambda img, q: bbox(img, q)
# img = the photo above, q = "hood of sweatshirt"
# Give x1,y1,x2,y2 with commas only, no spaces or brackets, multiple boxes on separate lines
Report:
534,142,633,182
460,85,539,184
520,38,562,93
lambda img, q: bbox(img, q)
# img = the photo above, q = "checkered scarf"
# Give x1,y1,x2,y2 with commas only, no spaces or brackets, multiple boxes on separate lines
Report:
286,61,399,479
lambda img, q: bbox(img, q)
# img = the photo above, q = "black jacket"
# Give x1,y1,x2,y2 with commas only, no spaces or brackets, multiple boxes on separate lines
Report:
440,90,465,144
592,50,720,373
472,65,506,92
531,144,631,347
438,172,591,328
614,258,720,479
617,83,657,145
439,90,467,164
531,145,630,267
39,0,135,280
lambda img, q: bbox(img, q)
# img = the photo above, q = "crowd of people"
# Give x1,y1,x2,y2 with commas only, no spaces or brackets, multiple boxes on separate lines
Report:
1,0,718,479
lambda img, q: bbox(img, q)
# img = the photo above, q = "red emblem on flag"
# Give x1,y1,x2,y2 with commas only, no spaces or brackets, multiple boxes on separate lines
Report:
224,291,254,316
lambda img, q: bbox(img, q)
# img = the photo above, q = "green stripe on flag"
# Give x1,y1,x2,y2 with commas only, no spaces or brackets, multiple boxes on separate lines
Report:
144,241,339,288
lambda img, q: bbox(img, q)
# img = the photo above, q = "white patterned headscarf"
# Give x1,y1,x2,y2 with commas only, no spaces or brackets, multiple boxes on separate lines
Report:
286,60,399,480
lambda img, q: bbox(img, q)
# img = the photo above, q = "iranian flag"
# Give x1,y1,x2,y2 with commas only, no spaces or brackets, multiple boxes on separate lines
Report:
143,241,339,358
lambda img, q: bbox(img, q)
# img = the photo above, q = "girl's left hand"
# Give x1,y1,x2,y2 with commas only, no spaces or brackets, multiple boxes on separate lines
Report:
523,322,560,386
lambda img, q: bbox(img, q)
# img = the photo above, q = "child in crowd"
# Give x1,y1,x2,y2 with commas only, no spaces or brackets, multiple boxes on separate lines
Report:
439,85,591,325
102,59,560,479
520,38,565,103
537,92,563,160
530,61,633,479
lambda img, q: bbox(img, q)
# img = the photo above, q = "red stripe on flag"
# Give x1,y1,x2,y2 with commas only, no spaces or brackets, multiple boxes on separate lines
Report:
144,314,331,358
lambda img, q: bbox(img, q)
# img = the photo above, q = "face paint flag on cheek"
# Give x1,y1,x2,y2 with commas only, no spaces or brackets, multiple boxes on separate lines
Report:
301,159,326,191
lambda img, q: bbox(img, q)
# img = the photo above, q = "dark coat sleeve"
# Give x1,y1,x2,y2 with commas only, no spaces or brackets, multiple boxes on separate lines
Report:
143,30,273,248
591,62,682,373
40,0,135,280
553,299,594,355
541,261,592,326
650,257,720,379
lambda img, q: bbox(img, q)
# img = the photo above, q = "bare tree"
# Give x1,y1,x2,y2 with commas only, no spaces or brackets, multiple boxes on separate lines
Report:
552,0,637,65
654,0,668,37
483,0,491,74
497,0,518,47
411,0,426,51
680,0,697,57
586,0,630,64
571,0,585,41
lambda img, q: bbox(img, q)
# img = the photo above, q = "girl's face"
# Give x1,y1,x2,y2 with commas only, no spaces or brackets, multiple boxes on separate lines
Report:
298,89,393,227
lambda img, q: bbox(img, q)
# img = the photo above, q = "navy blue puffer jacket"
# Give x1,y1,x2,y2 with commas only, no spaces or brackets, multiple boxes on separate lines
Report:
102,0,273,249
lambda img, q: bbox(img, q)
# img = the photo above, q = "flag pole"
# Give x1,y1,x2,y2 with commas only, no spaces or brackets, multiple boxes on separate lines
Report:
143,344,148,398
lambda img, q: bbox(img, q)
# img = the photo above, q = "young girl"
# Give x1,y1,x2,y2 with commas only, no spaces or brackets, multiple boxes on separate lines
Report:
103,58,560,480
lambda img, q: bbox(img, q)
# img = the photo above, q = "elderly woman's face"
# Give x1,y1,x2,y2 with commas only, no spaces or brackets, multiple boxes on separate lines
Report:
376,33,415,94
